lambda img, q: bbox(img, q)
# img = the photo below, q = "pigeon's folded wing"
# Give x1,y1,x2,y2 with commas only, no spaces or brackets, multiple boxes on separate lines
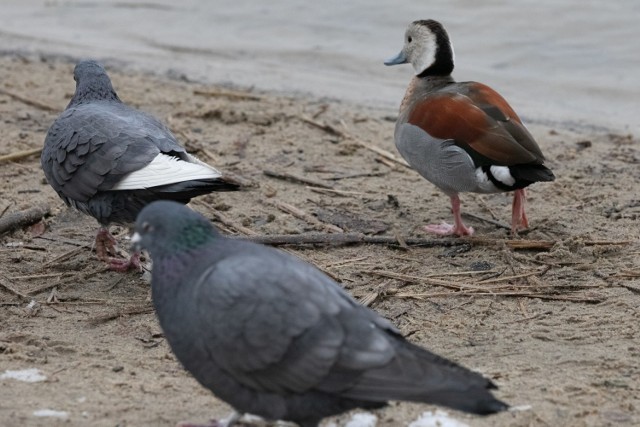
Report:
42,105,182,202
192,250,399,395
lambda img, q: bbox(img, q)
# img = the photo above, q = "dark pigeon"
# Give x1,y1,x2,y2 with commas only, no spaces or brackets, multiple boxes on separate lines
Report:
41,60,239,271
132,201,508,427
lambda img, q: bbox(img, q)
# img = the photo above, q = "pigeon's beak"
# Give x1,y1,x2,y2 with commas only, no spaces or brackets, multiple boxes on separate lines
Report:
384,51,408,66
130,232,142,252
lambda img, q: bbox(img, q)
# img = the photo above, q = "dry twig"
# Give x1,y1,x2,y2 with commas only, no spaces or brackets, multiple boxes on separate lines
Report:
0,148,43,163
88,304,155,325
0,87,59,112
306,186,364,197
241,232,462,248
193,88,262,101
0,204,50,236
0,276,30,301
296,114,410,168
263,169,333,189
271,200,343,233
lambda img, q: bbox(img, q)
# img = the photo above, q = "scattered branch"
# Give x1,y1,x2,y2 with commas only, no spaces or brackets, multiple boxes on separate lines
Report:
270,200,343,233
240,232,462,248
193,88,262,101
0,276,31,301
88,304,155,325
263,169,333,189
306,186,364,197
0,87,59,112
462,212,510,231
0,148,43,163
296,114,410,168
0,204,50,236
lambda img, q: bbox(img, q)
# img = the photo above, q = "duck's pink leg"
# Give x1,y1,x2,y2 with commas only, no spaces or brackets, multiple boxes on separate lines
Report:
424,194,474,237
511,189,529,233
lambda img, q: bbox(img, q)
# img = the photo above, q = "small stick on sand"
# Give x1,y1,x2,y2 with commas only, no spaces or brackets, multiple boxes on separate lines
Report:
271,200,343,233
42,246,88,268
390,290,604,303
0,203,11,219
241,232,463,248
210,210,257,236
462,212,511,231
88,304,155,325
296,114,410,168
0,148,43,163
475,270,546,285
364,270,478,291
0,88,59,112
193,88,262,101
470,237,555,250
306,186,364,197
263,169,333,189
0,204,50,236
0,276,31,301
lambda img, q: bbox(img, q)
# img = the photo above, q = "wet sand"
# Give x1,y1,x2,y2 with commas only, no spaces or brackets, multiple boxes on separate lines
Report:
0,0,639,134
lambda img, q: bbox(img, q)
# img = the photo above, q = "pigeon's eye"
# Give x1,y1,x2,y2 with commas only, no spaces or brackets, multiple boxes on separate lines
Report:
407,36,412,43
142,222,153,233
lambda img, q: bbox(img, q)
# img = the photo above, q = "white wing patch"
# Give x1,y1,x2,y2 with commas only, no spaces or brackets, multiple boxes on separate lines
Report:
490,165,516,186
474,166,515,193
111,153,223,190
474,168,497,192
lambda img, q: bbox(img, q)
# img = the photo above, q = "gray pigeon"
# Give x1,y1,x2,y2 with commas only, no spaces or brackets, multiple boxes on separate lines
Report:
132,200,508,427
41,60,239,271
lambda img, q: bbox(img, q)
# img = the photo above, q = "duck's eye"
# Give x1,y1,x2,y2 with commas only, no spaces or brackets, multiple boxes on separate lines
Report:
142,222,153,233
407,36,412,43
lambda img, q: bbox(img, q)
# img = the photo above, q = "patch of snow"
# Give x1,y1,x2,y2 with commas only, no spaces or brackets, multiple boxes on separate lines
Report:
33,409,69,419
509,404,533,412
344,412,378,427
0,368,46,382
408,410,470,427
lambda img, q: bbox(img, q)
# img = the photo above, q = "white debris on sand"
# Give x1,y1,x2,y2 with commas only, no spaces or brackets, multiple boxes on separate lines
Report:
408,410,470,427
0,368,47,382
344,412,378,427
33,409,69,419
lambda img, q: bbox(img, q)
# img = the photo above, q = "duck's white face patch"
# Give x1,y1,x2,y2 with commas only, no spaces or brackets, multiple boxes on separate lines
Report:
403,24,438,75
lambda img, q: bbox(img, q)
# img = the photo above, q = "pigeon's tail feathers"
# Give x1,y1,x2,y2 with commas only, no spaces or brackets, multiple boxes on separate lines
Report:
340,339,508,415
111,153,239,192
147,177,240,200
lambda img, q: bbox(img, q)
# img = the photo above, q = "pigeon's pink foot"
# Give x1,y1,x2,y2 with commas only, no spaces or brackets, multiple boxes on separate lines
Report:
511,189,530,234
424,222,474,236
108,252,143,272
95,228,142,272
95,227,118,261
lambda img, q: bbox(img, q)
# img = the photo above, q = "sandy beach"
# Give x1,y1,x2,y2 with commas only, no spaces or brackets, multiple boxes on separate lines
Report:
0,2,639,427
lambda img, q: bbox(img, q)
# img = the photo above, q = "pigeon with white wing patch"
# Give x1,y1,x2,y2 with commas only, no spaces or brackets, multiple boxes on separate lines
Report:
41,60,240,271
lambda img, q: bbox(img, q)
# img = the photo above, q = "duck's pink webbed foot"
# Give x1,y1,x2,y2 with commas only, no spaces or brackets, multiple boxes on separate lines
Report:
424,194,474,237
424,222,474,236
